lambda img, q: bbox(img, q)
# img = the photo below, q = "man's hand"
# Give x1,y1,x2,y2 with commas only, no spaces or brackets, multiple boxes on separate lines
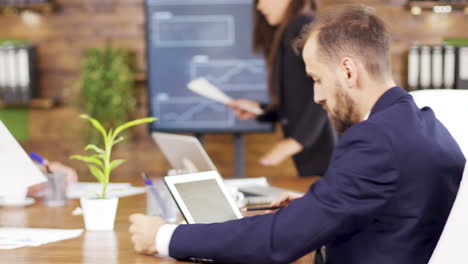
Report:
265,192,304,213
260,138,304,166
226,99,261,120
129,214,166,255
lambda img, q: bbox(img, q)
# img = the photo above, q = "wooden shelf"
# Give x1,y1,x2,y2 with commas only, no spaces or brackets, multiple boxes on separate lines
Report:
408,1,468,10
0,2,56,14
134,72,147,83
0,98,55,109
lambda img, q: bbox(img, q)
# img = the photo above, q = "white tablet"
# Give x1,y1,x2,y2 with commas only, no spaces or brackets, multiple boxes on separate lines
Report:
164,171,243,224
152,132,218,173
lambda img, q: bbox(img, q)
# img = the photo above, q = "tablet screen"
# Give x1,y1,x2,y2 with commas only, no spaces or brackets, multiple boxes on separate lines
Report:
165,171,243,224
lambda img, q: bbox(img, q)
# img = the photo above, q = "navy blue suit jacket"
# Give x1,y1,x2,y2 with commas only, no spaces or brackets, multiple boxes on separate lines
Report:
169,87,466,264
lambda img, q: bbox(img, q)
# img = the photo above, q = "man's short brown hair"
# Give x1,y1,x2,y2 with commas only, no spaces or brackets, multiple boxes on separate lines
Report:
295,5,391,77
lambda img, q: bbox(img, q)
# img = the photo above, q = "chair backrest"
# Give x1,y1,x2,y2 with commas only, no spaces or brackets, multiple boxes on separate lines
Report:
410,89,468,157
428,162,468,264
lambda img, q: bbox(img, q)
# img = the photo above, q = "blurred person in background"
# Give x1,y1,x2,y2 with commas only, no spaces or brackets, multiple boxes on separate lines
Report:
228,0,336,177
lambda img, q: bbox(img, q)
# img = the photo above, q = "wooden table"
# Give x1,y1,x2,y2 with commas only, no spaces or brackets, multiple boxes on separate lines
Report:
0,177,318,264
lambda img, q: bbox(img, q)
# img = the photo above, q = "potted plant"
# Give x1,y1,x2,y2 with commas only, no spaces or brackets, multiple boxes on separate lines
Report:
79,45,136,144
71,114,156,231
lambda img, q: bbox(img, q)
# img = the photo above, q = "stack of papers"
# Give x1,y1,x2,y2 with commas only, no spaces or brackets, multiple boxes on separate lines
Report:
223,177,270,188
67,182,146,199
0,228,83,249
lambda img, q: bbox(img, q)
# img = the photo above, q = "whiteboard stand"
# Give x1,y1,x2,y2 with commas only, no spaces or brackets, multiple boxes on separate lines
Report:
234,133,245,178
194,133,245,178
194,133,205,146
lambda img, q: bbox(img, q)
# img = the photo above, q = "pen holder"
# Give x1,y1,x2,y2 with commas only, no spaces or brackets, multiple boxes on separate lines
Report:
43,170,67,207
146,178,178,223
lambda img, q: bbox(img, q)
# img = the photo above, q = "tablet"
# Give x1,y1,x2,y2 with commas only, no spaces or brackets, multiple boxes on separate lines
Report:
152,132,218,173
164,171,243,224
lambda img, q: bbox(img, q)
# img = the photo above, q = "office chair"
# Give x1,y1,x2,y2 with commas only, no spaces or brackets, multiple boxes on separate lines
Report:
410,89,468,264
410,89,468,157
427,162,468,264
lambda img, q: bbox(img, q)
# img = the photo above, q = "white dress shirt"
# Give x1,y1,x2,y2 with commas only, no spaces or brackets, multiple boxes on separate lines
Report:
155,224,178,257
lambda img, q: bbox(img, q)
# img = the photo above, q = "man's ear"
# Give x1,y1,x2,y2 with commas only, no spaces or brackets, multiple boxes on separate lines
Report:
340,57,358,89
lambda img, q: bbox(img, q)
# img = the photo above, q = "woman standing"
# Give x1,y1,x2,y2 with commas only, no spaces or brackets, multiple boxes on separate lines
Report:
228,0,336,176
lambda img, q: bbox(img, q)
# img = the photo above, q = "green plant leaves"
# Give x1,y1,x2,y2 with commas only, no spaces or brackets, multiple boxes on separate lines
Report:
113,117,157,138
87,164,106,184
70,155,104,168
80,46,136,145
80,114,107,140
112,136,125,147
72,114,157,199
85,144,104,154
110,159,126,170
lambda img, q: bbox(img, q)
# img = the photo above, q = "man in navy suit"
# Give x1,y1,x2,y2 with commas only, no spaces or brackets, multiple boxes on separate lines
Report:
129,5,466,264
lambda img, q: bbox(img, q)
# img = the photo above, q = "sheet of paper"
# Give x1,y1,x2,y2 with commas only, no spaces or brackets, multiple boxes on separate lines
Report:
223,177,270,188
67,182,146,199
187,78,264,115
0,228,83,249
0,121,47,197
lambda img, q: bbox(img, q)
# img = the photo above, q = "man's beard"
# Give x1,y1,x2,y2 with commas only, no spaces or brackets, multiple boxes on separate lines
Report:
322,86,361,134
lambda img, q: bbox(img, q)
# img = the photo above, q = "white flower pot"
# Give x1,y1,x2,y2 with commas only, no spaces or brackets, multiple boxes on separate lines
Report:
80,197,119,231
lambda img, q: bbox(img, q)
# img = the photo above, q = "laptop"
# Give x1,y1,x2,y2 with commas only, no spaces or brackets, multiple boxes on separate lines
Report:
152,132,218,173
153,132,302,204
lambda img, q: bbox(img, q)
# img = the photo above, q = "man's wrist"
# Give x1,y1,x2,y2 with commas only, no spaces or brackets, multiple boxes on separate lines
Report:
155,224,179,257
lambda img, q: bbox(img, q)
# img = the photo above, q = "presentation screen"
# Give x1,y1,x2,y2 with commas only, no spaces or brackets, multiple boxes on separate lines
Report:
145,0,273,133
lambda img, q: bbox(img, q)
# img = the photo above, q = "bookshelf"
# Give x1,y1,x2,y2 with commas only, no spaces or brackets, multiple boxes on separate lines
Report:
0,98,54,109
408,1,468,10
0,1,55,14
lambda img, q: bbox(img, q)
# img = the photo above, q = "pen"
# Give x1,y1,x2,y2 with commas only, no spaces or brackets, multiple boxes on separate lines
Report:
30,152,52,173
141,172,168,219
241,206,285,212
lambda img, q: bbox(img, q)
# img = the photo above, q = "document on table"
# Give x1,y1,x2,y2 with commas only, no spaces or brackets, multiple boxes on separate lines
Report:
223,177,270,188
67,182,146,199
0,228,83,249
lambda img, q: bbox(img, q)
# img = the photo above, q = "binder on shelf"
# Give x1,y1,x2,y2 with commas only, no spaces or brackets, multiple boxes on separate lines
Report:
456,46,468,90
408,44,420,90
420,45,431,89
432,45,443,89
0,47,6,101
5,46,17,102
443,45,456,90
0,42,36,104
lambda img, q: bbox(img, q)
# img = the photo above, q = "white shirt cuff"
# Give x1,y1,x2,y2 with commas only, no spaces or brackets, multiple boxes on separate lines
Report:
155,224,178,257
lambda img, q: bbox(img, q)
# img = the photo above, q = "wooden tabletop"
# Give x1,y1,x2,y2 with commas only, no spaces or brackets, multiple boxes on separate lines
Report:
0,177,318,264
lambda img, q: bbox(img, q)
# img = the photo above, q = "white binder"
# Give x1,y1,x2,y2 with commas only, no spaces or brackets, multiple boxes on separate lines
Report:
420,45,431,89
432,45,443,89
457,46,468,89
408,44,420,90
444,45,456,89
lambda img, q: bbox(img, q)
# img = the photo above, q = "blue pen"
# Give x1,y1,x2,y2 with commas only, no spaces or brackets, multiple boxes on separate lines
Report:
141,172,168,219
30,152,52,173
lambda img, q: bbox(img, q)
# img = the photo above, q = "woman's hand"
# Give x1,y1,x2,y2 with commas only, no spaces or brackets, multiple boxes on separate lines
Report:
226,99,261,120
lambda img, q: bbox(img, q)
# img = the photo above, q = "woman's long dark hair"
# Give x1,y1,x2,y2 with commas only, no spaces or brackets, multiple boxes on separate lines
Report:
253,0,318,107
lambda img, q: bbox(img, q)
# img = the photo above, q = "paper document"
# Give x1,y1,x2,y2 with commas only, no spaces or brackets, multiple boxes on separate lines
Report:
67,182,146,199
0,228,83,249
224,177,270,188
0,121,47,197
187,78,264,115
